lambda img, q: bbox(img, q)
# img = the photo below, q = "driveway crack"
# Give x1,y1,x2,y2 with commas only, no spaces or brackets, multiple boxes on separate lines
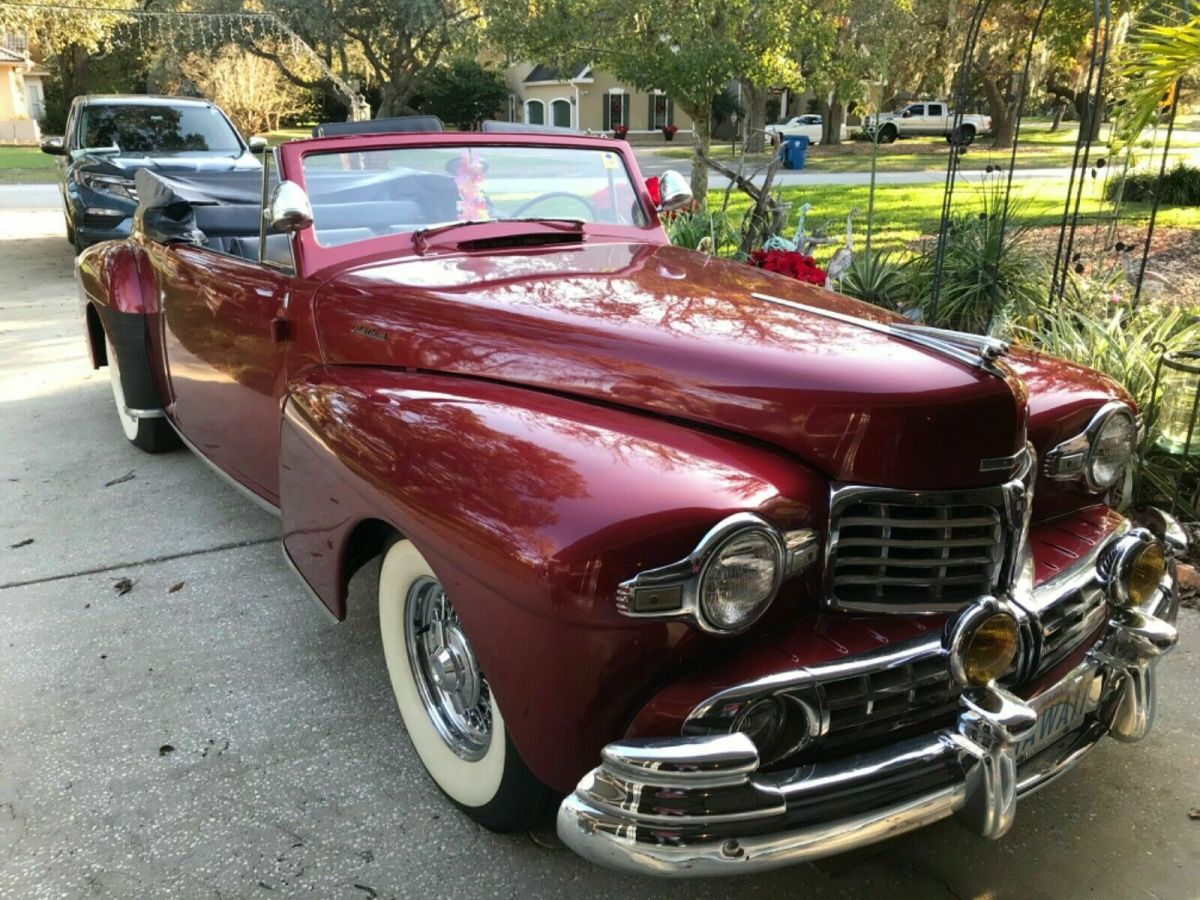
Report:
0,537,278,591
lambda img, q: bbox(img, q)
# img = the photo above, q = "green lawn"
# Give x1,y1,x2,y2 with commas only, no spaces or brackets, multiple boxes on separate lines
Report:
709,177,1200,265
0,146,58,184
653,116,1200,176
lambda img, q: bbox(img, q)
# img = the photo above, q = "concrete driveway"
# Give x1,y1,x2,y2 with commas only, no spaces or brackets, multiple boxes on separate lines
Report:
1,205,1198,899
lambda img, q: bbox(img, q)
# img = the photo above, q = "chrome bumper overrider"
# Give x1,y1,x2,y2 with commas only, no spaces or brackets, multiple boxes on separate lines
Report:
558,574,1179,876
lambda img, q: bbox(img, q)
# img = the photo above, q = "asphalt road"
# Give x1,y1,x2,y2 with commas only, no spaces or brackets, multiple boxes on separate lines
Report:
1,205,1198,899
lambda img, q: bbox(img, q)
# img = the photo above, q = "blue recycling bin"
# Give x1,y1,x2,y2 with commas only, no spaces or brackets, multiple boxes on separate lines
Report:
781,134,811,170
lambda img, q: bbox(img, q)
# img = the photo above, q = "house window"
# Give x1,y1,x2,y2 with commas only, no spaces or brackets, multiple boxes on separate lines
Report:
525,99,545,125
602,92,628,131
649,94,673,129
550,98,571,128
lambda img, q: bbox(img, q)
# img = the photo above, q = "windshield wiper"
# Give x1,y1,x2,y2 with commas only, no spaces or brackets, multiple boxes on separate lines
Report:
413,217,584,254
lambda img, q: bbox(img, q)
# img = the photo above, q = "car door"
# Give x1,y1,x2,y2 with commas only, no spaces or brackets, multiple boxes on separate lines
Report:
154,164,292,504
901,104,924,136
925,103,945,134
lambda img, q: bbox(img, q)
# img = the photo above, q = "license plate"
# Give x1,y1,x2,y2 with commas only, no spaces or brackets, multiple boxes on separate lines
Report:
1015,667,1100,761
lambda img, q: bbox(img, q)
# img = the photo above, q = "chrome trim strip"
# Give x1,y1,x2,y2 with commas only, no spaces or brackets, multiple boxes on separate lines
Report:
166,417,282,518
123,406,166,419
281,543,341,624
749,292,1010,377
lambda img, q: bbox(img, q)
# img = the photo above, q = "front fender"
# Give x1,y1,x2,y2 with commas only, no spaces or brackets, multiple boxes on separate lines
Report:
279,367,827,792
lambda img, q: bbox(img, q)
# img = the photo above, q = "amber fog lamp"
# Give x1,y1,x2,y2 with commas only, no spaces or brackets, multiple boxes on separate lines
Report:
1103,533,1167,608
948,602,1021,687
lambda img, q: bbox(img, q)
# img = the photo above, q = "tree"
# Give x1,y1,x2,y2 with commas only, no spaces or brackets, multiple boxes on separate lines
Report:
420,60,508,129
484,0,811,199
250,0,483,117
182,45,311,135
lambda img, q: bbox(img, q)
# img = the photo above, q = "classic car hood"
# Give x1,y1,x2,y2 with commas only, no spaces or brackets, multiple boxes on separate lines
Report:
314,241,1032,489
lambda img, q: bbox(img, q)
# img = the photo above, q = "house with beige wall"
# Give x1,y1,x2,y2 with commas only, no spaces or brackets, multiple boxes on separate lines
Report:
501,62,692,138
0,43,47,143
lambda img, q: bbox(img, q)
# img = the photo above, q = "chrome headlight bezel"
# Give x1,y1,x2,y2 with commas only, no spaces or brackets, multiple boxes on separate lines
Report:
616,513,819,635
1098,529,1168,608
1043,400,1136,492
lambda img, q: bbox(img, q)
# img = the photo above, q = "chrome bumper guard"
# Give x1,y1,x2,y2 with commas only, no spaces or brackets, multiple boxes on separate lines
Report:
558,576,1179,876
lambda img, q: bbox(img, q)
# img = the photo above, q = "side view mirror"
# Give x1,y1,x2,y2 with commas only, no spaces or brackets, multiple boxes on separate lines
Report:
248,136,269,153
266,180,313,234
656,169,693,213
901,110,912,118
40,136,65,156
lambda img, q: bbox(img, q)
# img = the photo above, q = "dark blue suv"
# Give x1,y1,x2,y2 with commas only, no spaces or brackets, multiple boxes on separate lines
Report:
40,95,264,251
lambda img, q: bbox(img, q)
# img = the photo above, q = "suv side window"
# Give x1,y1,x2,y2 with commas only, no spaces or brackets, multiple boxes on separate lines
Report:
64,100,81,152
927,103,944,117
908,104,925,116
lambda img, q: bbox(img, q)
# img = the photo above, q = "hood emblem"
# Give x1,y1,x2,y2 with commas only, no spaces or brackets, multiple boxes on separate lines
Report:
750,292,1010,377
351,324,388,342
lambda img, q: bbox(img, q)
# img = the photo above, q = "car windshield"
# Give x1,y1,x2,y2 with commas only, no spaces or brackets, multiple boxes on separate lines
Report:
79,104,242,154
299,145,648,248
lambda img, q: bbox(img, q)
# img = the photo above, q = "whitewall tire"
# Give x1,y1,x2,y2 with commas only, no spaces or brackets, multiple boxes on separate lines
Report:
105,336,176,453
378,538,552,831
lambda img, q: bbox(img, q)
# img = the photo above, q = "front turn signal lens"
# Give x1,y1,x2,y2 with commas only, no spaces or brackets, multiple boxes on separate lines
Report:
1126,541,1166,607
959,613,1020,686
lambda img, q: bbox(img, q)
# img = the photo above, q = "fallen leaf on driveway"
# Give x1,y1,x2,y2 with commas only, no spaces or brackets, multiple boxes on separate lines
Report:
8,538,33,549
113,577,134,595
168,581,184,593
104,471,135,487
158,744,174,756
1189,808,1200,820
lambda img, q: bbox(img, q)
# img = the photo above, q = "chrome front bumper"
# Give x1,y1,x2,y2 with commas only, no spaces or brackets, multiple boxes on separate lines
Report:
557,575,1179,876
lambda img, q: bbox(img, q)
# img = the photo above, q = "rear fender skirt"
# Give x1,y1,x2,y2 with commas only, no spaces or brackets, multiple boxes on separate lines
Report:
278,367,827,792
76,241,165,409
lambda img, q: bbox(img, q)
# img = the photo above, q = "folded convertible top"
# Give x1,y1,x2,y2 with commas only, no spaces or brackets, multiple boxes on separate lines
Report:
133,169,263,244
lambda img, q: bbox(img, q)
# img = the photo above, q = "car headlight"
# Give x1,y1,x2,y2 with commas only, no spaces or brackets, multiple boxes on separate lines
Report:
699,527,783,631
1087,406,1136,489
947,599,1021,687
76,171,138,202
1100,531,1167,608
1044,401,1136,492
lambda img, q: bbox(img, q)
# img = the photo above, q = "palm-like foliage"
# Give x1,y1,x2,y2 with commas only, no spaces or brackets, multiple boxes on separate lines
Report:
838,250,908,310
1120,3,1200,140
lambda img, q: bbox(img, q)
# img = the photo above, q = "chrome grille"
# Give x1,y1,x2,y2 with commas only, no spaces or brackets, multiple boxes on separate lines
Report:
829,500,1004,610
816,653,959,753
1036,583,1108,672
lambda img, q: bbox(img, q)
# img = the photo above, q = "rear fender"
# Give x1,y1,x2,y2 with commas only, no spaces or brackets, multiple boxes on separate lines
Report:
279,367,827,792
76,241,165,410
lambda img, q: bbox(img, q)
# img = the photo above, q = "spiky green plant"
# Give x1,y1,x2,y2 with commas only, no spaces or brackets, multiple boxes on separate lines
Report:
838,249,909,310
1119,3,1200,140
665,208,738,257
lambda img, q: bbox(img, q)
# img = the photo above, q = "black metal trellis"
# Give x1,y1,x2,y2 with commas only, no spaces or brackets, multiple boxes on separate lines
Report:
926,0,1188,322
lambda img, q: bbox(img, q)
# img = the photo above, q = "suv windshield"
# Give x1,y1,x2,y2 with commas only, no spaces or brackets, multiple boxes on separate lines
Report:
79,104,242,154
300,145,648,248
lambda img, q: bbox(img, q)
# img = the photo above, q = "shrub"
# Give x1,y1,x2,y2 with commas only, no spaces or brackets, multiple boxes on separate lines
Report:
906,185,1051,335
420,60,509,130
665,207,738,256
838,250,909,310
1108,162,1200,206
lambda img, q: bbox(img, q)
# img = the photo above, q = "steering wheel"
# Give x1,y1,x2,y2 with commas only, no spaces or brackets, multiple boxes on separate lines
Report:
510,191,596,220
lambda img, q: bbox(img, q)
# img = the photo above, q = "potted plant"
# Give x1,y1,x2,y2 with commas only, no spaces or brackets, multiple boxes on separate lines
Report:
662,124,678,142
613,124,629,140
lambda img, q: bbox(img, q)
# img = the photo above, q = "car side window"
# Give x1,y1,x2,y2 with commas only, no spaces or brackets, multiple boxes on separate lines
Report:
909,105,925,116
927,104,944,117
258,151,291,271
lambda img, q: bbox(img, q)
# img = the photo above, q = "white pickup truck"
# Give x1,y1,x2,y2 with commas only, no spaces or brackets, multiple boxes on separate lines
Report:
864,101,992,144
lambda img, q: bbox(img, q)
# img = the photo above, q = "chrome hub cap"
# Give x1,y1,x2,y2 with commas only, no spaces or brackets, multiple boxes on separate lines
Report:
405,577,492,760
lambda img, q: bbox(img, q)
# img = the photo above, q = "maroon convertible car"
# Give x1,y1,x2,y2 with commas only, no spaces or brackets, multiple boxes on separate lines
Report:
76,121,1182,875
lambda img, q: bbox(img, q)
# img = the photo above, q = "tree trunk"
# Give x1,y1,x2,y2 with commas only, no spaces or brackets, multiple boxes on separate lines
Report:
824,94,847,145
1049,101,1066,132
688,107,712,203
59,44,90,100
981,76,1016,149
743,82,766,153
